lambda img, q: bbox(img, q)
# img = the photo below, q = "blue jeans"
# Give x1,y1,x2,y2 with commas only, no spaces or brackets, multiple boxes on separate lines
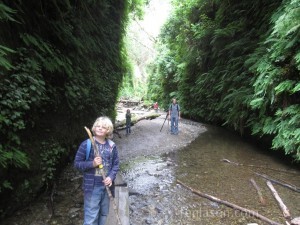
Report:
126,124,131,134
83,185,110,225
170,116,179,134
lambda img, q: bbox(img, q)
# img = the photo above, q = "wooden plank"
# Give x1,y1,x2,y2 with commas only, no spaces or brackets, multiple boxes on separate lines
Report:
106,173,129,225
250,178,266,205
118,186,130,225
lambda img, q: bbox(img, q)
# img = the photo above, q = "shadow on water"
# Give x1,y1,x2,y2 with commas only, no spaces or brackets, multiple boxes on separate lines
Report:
123,124,300,225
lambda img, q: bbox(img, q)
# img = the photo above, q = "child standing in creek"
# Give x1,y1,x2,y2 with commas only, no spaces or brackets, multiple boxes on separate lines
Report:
74,116,119,225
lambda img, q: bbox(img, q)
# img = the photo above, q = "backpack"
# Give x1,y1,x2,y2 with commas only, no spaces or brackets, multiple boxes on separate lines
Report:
169,104,179,112
86,139,92,161
85,139,115,161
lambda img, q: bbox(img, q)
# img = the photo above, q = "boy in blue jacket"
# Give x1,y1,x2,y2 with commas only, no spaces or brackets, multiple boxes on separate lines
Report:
74,116,119,225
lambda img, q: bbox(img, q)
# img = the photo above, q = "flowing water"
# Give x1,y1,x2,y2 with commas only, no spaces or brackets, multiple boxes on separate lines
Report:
124,125,300,225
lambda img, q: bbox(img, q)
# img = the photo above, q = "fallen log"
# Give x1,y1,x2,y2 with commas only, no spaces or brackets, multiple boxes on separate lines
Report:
118,99,141,104
115,112,160,128
177,179,282,225
266,181,291,221
221,159,299,175
250,178,266,205
255,173,300,193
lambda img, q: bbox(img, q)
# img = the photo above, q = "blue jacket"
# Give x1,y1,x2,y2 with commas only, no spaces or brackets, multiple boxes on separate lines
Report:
74,139,119,193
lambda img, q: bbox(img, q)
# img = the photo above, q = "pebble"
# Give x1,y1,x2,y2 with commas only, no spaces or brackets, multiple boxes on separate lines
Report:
145,217,154,224
68,207,80,214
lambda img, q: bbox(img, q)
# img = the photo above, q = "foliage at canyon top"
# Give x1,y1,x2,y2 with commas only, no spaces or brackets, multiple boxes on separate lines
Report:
147,0,300,160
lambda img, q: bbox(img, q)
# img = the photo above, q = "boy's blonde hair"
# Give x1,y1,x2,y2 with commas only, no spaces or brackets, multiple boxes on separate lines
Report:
92,116,114,137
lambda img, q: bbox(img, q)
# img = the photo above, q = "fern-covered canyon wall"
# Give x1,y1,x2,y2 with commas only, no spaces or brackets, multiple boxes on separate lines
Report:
147,0,300,160
0,0,136,217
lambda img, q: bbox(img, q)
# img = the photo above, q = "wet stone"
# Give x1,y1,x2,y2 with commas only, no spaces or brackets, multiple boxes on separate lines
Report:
155,206,163,213
68,207,80,214
145,217,154,224
128,189,140,196
166,161,174,166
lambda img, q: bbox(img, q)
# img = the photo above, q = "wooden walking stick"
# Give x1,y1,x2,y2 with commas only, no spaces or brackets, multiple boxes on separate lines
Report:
160,112,169,132
84,126,122,225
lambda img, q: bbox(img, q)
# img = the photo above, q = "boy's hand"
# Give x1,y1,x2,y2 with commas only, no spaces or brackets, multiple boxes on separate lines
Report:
103,177,112,187
93,156,102,167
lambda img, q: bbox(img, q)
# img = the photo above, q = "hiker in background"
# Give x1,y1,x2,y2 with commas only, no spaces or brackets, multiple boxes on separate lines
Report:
126,109,131,135
153,102,159,113
168,98,181,135
74,116,119,225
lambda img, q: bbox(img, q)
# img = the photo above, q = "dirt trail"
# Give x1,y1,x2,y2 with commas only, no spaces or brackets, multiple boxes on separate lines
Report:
115,113,206,161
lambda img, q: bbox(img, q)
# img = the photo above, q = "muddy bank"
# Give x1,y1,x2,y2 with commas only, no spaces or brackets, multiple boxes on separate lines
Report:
1,112,204,225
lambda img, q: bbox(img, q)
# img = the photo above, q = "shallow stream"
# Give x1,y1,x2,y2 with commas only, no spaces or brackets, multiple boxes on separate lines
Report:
124,125,300,225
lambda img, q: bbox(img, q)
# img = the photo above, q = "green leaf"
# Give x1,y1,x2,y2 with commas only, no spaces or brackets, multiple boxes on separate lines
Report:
274,80,294,94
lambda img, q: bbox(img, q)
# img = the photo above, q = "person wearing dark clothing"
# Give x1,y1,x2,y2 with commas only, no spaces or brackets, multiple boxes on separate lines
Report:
126,109,131,135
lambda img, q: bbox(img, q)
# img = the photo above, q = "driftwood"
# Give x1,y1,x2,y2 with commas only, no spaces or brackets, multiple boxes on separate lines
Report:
255,172,300,193
250,178,266,205
177,179,282,225
291,217,300,225
221,159,299,175
266,181,291,221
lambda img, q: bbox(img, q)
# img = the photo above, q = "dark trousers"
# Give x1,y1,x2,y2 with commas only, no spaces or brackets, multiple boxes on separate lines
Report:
126,123,131,134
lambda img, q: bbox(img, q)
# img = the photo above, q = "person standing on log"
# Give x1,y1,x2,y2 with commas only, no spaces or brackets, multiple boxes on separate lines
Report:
168,98,181,135
74,117,120,225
